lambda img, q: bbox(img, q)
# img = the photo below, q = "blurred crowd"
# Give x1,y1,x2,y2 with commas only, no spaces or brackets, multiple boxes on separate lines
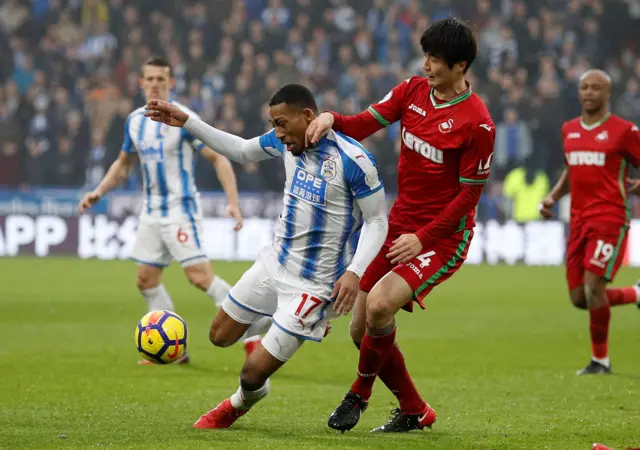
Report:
1,0,640,220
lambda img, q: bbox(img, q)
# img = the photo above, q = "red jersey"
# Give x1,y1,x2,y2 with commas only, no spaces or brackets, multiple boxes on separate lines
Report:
562,113,640,225
333,76,495,235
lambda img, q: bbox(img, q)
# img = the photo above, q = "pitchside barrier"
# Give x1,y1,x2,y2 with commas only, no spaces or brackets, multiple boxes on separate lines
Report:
0,189,636,266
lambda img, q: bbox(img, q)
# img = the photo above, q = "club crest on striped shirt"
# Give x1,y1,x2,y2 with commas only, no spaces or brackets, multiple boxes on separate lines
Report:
321,159,337,181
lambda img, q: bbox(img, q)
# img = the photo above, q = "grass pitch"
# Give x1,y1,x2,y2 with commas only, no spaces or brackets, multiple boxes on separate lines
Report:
1,258,639,449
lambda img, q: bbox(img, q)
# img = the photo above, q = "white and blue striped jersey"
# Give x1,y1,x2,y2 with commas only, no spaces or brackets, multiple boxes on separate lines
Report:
258,129,384,285
122,102,205,218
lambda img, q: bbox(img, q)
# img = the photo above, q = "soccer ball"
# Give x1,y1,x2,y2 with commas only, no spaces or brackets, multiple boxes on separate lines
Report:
135,310,188,364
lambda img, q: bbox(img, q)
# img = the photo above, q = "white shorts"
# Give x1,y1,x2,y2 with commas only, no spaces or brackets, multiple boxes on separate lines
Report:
131,214,208,268
222,246,336,343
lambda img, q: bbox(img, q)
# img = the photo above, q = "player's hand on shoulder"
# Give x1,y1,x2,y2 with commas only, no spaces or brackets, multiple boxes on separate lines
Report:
387,233,423,265
331,271,360,316
305,112,334,147
78,190,101,214
539,196,556,219
225,204,244,231
145,100,189,127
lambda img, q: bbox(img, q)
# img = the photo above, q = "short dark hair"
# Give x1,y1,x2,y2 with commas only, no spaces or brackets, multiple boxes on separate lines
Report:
141,56,173,77
420,18,477,74
268,84,318,112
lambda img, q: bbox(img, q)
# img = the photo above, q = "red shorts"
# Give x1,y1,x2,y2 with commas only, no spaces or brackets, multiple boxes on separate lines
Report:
566,220,629,290
360,229,473,312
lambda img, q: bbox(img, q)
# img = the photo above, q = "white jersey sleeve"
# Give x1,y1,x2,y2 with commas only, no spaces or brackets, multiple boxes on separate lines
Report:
347,189,388,278
183,116,283,163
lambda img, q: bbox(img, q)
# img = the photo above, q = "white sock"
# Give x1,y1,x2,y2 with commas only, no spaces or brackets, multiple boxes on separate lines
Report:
633,284,640,302
593,356,610,367
206,276,232,308
141,284,174,312
230,379,271,410
241,317,273,343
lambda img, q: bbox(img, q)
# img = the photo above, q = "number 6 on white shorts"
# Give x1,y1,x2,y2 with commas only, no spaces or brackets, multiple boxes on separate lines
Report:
416,250,436,268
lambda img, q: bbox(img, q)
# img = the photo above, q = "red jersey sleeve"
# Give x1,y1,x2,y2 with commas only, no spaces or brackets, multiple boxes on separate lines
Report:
366,78,409,126
623,124,640,166
331,79,410,141
459,123,496,185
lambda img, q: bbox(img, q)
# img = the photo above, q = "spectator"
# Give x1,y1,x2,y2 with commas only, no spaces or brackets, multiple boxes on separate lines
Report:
494,107,533,180
0,141,22,188
0,0,637,220
50,136,84,186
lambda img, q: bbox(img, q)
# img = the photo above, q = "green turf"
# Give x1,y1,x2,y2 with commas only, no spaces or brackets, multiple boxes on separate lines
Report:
1,258,639,450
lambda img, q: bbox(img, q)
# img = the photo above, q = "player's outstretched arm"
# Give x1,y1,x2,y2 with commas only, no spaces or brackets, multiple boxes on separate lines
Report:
145,100,274,164
79,151,137,213
201,148,243,231
540,168,569,218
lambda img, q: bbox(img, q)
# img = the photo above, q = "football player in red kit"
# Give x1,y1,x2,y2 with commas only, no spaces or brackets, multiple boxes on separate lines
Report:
306,19,495,432
540,69,640,375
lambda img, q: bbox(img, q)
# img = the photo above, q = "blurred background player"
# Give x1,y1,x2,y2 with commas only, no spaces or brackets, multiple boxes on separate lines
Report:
144,83,389,429
306,18,495,432
78,56,257,364
540,69,640,375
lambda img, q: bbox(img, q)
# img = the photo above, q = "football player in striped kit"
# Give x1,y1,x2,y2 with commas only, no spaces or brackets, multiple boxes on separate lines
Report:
145,83,389,429
78,57,262,364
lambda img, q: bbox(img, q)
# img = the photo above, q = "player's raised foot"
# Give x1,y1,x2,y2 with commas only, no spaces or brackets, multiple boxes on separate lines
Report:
328,391,368,432
243,336,261,359
137,353,190,365
577,359,612,375
371,404,437,433
193,399,248,429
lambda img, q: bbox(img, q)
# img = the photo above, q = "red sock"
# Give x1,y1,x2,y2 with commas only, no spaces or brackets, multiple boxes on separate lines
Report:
606,287,638,307
378,344,427,414
589,304,611,359
351,326,396,401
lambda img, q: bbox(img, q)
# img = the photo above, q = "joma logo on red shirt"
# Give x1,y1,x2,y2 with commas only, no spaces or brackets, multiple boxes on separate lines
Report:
402,127,444,164
566,151,606,166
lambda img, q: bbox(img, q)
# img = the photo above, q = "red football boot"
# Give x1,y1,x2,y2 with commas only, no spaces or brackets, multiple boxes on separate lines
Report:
193,399,248,429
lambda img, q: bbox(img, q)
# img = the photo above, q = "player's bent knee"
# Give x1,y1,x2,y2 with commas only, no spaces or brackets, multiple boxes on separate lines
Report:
366,293,394,324
209,327,236,348
185,266,212,291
